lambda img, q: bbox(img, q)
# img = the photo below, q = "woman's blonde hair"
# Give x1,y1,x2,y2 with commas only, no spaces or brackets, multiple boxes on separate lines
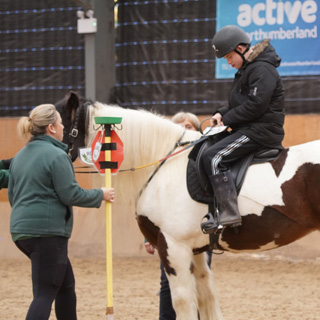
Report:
171,112,200,131
17,104,58,140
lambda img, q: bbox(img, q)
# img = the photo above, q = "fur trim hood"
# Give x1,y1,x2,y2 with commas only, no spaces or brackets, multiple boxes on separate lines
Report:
247,39,281,68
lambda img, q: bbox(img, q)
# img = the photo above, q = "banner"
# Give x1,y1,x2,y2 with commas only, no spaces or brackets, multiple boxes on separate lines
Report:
216,0,319,78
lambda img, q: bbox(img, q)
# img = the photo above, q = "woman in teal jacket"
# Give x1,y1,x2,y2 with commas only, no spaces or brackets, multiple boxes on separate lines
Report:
8,104,115,320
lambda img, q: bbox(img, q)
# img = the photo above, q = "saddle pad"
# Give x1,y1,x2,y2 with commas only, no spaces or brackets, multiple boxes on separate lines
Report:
187,158,212,204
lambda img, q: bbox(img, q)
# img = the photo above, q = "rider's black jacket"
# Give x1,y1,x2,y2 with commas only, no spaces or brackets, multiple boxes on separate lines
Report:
217,39,285,149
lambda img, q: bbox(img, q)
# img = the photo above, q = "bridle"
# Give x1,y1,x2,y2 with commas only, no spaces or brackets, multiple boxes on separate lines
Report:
67,100,92,157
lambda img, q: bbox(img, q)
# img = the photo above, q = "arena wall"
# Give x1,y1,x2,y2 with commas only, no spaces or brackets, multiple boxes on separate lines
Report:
1,115,319,259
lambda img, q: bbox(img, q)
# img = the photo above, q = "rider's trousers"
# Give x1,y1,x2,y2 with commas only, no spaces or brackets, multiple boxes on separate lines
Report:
202,131,261,176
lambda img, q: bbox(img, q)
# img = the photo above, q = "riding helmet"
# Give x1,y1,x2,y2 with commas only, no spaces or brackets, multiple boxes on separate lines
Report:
212,25,250,58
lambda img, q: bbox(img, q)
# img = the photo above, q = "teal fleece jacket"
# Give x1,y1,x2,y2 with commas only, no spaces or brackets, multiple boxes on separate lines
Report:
8,135,103,239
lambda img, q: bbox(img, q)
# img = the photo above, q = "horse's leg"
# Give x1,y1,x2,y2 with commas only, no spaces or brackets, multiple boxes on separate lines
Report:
193,252,224,320
158,234,199,320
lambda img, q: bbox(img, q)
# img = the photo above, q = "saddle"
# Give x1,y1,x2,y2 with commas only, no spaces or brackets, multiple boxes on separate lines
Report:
186,131,281,205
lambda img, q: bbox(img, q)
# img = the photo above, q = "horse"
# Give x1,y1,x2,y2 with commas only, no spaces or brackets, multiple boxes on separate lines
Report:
55,91,320,320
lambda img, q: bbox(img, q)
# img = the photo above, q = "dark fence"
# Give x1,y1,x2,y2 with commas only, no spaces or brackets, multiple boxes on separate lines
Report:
0,0,84,116
1,0,319,117
113,0,320,115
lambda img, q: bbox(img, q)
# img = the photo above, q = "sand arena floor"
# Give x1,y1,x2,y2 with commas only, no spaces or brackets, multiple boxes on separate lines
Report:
1,243,320,320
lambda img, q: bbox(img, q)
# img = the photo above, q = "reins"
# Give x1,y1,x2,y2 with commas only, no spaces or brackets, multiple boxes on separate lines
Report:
136,131,187,197
74,132,210,174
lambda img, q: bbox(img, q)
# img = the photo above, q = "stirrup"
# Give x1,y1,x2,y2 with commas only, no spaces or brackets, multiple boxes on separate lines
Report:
201,213,223,234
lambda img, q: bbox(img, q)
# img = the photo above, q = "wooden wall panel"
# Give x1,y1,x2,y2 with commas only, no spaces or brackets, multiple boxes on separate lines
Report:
1,115,320,258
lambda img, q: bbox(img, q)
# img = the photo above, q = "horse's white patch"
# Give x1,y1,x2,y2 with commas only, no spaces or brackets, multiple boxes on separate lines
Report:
239,140,320,215
239,162,284,214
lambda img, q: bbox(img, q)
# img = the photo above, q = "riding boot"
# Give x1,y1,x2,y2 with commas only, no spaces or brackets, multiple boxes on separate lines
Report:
201,171,242,234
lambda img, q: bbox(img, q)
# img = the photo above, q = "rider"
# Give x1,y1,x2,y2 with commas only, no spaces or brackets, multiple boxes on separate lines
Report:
201,25,285,233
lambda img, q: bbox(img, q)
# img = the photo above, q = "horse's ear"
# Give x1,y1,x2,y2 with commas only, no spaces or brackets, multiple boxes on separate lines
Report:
67,91,80,111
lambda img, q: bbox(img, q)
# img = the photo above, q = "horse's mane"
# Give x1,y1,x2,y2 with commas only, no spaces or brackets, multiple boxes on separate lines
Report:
85,101,200,198
87,102,188,163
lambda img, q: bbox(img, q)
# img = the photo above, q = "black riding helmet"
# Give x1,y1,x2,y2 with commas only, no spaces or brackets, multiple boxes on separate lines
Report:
212,25,251,61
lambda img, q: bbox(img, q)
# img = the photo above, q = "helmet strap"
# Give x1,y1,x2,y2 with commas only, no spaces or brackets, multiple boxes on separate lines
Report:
234,44,251,64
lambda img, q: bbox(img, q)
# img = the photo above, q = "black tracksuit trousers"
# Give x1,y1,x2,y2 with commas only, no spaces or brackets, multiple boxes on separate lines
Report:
15,236,77,320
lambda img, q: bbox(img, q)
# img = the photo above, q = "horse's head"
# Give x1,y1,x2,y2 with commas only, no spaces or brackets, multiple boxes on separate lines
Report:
55,91,90,162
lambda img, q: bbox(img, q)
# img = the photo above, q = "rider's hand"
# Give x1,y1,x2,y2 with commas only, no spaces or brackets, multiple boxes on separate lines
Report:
211,113,224,127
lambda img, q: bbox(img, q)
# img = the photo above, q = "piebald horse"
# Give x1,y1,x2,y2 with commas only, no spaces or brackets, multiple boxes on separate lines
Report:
56,92,320,320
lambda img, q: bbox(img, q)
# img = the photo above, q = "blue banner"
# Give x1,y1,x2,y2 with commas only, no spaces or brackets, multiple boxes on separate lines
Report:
216,0,319,78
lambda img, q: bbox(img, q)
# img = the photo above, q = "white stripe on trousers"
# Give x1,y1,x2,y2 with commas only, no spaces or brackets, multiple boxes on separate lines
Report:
211,135,250,175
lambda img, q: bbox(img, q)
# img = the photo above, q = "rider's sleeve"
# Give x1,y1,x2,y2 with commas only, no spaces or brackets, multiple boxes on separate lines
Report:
221,64,278,126
216,106,229,116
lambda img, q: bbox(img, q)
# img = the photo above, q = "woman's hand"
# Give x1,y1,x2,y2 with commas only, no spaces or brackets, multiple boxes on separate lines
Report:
101,187,115,203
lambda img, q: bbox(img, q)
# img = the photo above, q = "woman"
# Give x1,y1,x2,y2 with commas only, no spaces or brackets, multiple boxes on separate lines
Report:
8,104,115,320
201,25,285,233
171,112,200,131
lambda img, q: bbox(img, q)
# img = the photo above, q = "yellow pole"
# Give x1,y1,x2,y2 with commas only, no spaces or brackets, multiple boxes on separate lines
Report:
104,128,114,319
95,116,122,319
